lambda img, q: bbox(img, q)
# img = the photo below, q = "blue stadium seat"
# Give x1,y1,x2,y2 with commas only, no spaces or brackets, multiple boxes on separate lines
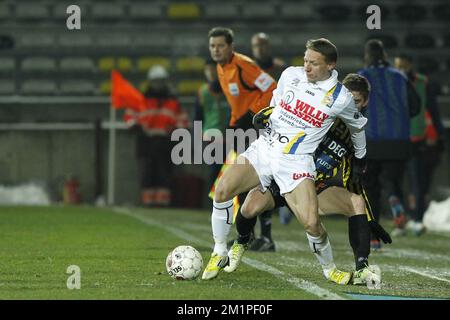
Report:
405,34,435,49
395,4,427,22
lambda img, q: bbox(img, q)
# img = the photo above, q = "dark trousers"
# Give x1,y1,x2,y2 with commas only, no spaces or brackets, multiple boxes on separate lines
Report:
407,141,427,222
365,159,408,223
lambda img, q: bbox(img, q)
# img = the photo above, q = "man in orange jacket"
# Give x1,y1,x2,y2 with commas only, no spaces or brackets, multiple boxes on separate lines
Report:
204,27,277,278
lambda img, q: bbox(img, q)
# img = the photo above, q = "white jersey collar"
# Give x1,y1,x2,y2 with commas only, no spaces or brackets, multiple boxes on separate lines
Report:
299,68,339,91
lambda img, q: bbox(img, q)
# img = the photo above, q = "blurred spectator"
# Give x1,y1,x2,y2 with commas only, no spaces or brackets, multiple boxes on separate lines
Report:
194,58,230,193
395,54,446,235
250,32,288,250
358,40,421,248
251,32,288,81
124,65,189,207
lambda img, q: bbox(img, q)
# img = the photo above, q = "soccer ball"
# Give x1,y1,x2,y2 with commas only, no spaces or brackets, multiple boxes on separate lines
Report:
166,245,203,280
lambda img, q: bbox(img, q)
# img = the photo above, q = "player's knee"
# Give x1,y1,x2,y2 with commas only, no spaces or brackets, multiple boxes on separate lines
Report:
214,181,233,203
241,200,263,218
350,195,366,215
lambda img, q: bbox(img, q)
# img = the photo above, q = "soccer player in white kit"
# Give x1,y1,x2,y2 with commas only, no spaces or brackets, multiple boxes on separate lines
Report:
202,38,368,285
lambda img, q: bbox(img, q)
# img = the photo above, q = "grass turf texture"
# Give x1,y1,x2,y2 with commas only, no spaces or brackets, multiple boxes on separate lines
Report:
0,206,449,300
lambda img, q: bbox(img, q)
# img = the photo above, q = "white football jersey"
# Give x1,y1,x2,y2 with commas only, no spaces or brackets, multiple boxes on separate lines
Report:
265,66,367,156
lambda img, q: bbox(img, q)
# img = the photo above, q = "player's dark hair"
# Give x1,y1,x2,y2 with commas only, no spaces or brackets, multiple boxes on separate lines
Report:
305,38,338,63
208,27,234,44
364,39,387,66
343,73,371,101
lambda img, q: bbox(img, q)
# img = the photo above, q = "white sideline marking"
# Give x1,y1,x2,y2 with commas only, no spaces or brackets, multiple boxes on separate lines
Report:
400,267,450,284
112,207,346,300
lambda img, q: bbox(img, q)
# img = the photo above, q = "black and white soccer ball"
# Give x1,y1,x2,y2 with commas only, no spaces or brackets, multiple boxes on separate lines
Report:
166,245,203,280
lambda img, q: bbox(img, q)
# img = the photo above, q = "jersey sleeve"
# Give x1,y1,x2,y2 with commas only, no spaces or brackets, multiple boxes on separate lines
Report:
338,93,368,158
240,59,275,93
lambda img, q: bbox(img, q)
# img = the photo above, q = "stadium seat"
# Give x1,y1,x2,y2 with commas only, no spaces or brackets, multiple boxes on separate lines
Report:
176,80,203,95
98,57,116,73
242,3,275,20
432,4,450,21
129,2,163,20
172,33,205,53
95,33,132,48
133,34,172,50
280,3,315,20
0,57,15,74
60,57,96,74
137,57,171,73
117,57,133,72
17,33,55,49
395,4,427,22
443,34,450,48
21,80,57,95
176,57,205,74
15,3,50,20
0,3,11,21
60,80,96,95
405,34,435,49
204,3,239,20
366,34,398,49
99,80,112,95
317,5,351,22
21,57,57,73
0,80,15,94
58,33,93,48
167,3,200,20
91,3,124,21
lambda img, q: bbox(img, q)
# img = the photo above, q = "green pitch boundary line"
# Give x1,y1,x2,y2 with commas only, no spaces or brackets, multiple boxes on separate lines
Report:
112,207,346,300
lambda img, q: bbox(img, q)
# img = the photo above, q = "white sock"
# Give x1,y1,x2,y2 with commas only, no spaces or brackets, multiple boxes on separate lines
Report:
306,233,336,274
212,199,234,256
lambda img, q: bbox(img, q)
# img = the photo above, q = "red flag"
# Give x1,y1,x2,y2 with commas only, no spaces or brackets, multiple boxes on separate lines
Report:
111,70,145,111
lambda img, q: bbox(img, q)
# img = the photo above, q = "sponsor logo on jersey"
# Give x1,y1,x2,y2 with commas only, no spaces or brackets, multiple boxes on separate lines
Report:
228,83,239,96
292,172,314,180
265,127,290,143
305,89,315,96
280,98,329,128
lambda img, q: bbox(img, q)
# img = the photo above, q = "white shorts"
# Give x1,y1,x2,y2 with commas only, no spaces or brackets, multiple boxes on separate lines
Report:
241,137,316,195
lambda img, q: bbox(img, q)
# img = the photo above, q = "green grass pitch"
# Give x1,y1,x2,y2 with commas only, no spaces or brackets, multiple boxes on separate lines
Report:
0,205,449,300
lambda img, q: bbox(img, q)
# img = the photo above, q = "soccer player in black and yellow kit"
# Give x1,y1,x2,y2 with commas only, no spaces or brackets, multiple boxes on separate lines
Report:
224,74,392,287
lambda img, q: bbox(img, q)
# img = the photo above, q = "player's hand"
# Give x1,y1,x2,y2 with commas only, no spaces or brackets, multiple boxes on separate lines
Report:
233,111,255,131
252,106,274,130
369,220,392,244
352,156,367,185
